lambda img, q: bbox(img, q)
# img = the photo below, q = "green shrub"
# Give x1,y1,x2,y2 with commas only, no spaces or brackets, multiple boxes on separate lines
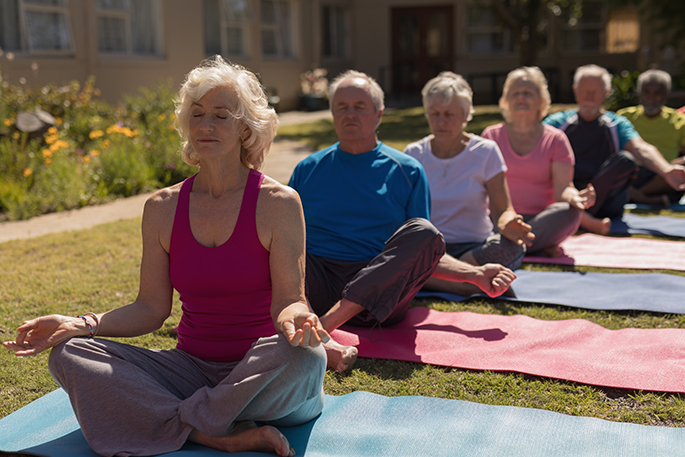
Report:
605,70,640,112
0,76,189,220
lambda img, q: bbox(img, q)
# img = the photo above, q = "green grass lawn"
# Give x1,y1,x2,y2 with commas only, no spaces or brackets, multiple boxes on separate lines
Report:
2,107,684,428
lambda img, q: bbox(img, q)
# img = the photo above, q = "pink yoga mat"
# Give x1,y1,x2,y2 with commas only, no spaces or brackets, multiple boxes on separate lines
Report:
523,233,685,271
331,307,685,393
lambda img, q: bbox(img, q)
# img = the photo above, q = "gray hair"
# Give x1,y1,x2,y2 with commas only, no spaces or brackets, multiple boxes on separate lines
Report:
328,70,385,111
421,71,474,123
573,64,613,93
637,69,671,94
499,66,551,123
174,55,278,169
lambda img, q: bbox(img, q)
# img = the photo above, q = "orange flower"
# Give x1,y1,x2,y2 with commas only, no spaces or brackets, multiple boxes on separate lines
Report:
23,168,32,177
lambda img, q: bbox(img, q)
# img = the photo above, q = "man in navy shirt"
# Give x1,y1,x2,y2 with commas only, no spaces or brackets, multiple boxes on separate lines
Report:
289,70,515,372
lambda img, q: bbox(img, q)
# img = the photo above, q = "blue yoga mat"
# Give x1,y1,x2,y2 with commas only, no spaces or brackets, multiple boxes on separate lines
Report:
2,388,685,457
416,270,685,314
611,213,685,237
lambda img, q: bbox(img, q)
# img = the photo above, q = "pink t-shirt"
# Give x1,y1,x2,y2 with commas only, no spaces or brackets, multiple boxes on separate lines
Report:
481,123,574,215
170,170,274,363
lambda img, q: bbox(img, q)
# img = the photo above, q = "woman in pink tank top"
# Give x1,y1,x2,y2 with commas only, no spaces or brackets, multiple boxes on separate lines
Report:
5,57,332,457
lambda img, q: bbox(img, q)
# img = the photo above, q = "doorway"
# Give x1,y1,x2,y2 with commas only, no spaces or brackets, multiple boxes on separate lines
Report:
391,6,454,96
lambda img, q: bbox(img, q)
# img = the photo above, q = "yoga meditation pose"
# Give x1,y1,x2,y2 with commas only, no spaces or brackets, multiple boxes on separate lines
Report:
617,69,685,207
482,66,595,257
404,71,533,285
4,56,328,457
543,64,685,234
289,70,516,371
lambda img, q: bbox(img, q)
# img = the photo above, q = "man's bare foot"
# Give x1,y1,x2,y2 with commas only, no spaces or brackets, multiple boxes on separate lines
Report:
544,244,563,258
188,421,294,456
580,212,611,235
323,339,358,373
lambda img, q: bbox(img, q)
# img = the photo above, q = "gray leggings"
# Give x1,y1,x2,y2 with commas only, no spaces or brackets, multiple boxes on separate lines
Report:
523,202,581,254
446,232,525,270
49,334,326,457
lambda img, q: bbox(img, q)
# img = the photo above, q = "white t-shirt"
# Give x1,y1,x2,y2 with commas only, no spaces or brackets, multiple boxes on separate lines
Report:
404,134,507,244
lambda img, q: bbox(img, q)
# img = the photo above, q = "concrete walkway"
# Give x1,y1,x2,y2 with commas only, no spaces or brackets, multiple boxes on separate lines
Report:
0,110,332,244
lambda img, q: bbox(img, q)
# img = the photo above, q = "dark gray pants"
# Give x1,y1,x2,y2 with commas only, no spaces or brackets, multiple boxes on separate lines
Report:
446,232,525,270
578,150,638,220
306,218,445,327
49,334,326,457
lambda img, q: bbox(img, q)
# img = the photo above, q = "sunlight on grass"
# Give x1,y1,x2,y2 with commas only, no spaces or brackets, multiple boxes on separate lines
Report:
2,216,684,426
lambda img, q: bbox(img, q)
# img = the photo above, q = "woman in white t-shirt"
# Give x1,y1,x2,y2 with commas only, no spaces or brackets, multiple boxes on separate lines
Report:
404,72,534,295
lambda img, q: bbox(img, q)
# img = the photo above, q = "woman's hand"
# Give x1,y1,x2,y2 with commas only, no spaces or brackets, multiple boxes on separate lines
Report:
280,311,331,348
500,214,535,247
566,184,596,210
3,315,87,357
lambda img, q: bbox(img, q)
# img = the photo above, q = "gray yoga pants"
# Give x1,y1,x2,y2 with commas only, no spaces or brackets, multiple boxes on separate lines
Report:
523,202,582,254
446,232,525,270
305,218,446,327
48,334,326,457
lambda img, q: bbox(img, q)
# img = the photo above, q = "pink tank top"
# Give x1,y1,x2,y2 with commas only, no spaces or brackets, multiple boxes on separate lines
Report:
170,169,274,362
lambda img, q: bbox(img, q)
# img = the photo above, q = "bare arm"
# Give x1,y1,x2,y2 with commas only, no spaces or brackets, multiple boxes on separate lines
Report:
551,162,595,210
485,172,533,247
625,137,685,191
261,181,329,348
3,191,176,356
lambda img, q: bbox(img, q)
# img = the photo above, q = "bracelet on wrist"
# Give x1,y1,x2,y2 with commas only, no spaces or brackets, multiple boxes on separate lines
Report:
75,315,95,339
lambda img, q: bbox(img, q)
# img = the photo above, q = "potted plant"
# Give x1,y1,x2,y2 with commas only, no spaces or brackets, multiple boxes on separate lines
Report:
299,68,329,111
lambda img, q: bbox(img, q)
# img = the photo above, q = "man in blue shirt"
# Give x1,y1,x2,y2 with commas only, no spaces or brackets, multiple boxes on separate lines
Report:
289,70,515,372
543,64,685,234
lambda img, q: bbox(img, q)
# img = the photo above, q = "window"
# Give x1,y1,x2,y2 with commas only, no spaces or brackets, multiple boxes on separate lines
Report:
261,0,295,59
561,0,605,52
204,0,253,58
96,0,162,56
322,5,349,60
0,0,73,54
465,3,515,55
606,9,639,54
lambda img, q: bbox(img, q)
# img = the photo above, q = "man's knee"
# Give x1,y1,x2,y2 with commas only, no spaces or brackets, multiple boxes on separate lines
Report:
389,218,446,254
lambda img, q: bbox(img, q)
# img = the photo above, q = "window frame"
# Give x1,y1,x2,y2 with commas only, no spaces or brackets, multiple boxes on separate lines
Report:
559,0,607,54
96,0,164,58
321,4,350,61
260,0,297,60
464,1,516,56
1,0,76,55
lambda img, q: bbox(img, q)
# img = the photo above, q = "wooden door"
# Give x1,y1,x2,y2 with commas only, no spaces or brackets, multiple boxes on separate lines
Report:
391,6,454,95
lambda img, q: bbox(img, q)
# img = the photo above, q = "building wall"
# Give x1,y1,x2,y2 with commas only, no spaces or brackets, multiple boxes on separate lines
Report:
0,0,679,110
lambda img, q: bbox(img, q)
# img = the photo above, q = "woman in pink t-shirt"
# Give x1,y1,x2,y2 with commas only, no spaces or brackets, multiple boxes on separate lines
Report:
482,67,596,256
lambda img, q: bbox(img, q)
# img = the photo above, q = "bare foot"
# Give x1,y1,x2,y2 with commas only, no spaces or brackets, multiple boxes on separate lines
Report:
188,421,294,456
580,212,611,235
543,244,563,258
323,339,358,373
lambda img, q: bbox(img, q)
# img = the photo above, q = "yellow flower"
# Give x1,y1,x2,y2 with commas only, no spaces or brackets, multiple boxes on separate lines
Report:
89,130,104,139
45,158,53,165
55,117,63,125
102,139,111,149
158,113,166,121
12,132,20,139
89,150,100,156
23,168,32,177
45,134,59,145
42,149,53,158
82,156,91,163
3,118,13,127
169,113,177,120
47,126,58,135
